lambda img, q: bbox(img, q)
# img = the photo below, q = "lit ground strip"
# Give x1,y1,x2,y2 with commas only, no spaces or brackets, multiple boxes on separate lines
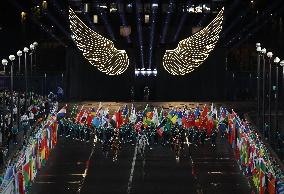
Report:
163,7,224,75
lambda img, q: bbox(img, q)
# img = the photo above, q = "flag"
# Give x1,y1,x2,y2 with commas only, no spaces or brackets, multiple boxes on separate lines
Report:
115,110,123,129
92,117,101,128
276,179,284,194
57,107,66,118
18,172,24,194
268,176,276,194
171,115,178,124
86,114,95,128
152,108,159,127
135,121,143,133
130,104,137,124
157,126,164,137
23,162,30,190
259,158,266,194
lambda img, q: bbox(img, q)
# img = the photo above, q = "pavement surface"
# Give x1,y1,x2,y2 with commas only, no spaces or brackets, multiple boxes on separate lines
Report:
29,101,252,194
30,136,250,194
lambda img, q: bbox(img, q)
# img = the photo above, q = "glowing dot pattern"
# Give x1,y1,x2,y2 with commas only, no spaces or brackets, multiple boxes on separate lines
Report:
163,7,224,75
69,8,129,75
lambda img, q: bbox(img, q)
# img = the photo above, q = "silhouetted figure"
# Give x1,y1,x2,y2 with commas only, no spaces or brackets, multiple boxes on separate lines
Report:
143,86,149,101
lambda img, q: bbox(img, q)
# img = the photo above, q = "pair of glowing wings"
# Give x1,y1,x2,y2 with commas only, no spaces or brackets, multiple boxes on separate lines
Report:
69,7,224,76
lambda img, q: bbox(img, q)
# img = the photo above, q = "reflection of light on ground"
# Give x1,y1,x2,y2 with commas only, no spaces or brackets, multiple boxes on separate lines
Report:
39,174,85,176
208,171,223,174
35,181,56,184
210,182,221,187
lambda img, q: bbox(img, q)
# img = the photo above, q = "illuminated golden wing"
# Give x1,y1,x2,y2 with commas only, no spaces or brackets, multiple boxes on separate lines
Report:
163,7,224,75
69,8,129,75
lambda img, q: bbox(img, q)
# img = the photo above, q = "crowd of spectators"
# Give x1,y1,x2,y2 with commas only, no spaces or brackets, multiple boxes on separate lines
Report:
0,90,58,167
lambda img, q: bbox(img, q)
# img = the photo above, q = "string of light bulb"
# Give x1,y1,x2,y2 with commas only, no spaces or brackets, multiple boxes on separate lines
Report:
69,8,129,75
162,7,224,75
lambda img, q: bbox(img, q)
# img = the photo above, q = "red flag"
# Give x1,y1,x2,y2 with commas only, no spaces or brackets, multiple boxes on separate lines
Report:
115,111,123,129
86,114,95,128
51,122,58,148
18,172,24,194
157,127,164,137
206,119,214,136
76,110,84,123
268,176,276,194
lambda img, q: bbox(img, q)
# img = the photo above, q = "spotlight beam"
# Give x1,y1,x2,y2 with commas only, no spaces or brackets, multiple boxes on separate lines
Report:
229,6,284,51
224,0,283,47
148,1,159,69
160,0,175,44
135,0,145,69
43,10,71,39
116,0,131,43
94,1,116,41
9,0,66,47
172,0,192,43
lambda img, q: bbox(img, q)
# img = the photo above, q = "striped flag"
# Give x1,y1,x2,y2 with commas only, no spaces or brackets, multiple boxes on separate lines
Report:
135,121,143,133
277,179,284,194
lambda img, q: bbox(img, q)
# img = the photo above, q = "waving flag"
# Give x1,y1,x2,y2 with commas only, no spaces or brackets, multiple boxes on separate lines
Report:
135,121,143,133
115,109,123,129
92,117,101,128
57,107,66,118
130,104,137,124
152,108,159,127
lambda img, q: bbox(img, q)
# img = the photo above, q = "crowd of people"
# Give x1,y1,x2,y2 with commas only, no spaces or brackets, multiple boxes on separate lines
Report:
0,90,59,166
57,104,227,161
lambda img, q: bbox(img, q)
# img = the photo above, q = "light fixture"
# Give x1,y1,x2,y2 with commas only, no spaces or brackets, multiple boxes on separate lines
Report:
280,61,284,74
162,7,224,75
274,57,280,64
69,8,129,75
153,69,157,76
135,69,140,76
267,52,273,58
146,69,152,76
2,59,8,66
17,50,23,57
256,43,261,52
9,55,15,61
33,42,38,47
23,47,29,53
30,44,35,50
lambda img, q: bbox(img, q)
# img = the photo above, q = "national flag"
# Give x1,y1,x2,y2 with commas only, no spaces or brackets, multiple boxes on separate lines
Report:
23,162,30,190
152,108,159,127
91,117,101,128
259,159,266,194
157,126,164,137
276,179,284,194
135,121,143,133
194,106,200,118
164,119,172,132
17,172,24,194
171,115,178,124
268,176,276,194
57,107,66,118
115,110,123,129
130,104,137,124
86,113,95,128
